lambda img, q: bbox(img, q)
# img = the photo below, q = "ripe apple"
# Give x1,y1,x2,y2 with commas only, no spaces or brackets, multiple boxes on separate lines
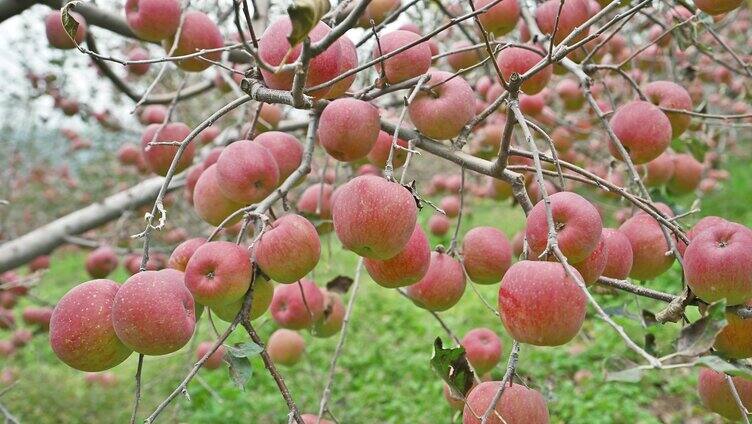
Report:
463,381,549,424
406,251,466,311
125,0,181,42
571,237,607,285
253,131,304,183
609,100,672,164
216,140,280,203
312,290,345,338
211,277,274,322
168,238,207,272
126,47,150,76
600,228,633,279
645,80,693,138
684,222,752,305
318,98,380,162
698,368,752,421
45,11,87,49
367,130,408,169
428,214,451,236
269,279,325,329
297,183,334,220
164,11,224,72
140,122,195,176
476,0,520,36
462,227,512,284
267,329,305,366
495,47,552,95
112,269,196,355
332,175,417,260
363,225,431,288
255,214,321,283
409,71,475,140
461,328,502,375
49,279,133,371
258,18,342,98
196,342,226,370
525,191,602,263
499,260,586,346
85,246,119,279
373,30,432,84
667,153,703,195
619,213,675,280
185,241,252,307
193,164,245,226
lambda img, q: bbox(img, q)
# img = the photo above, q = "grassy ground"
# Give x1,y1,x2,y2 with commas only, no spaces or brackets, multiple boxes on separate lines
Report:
4,161,750,423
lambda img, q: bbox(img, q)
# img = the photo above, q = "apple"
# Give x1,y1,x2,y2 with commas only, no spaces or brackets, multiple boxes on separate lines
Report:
461,328,502,374
363,225,431,288
318,98,381,162
269,279,325,329
139,105,167,124
196,341,226,370
332,175,417,259
373,30,432,84
211,277,274,322
463,381,549,424
367,130,408,169
619,213,675,280
193,164,245,227
406,251,466,311
49,279,133,371
168,238,207,272
267,329,305,366
125,0,181,42
476,0,520,36
462,226,512,284
408,71,476,140
253,131,304,183
667,153,703,195
163,11,223,72
600,228,633,279
216,140,280,203
499,260,586,346
45,11,87,49
429,214,451,236
495,47,552,95
326,35,358,99
85,246,119,279
255,214,321,283
695,0,743,15
447,41,483,71
642,152,675,187
312,290,345,338
525,191,602,263
258,18,342,98
140,122,195,176
112,269,196,355
535,0,590,44
698,368,752,421
185,241,251,307
609,100,672,164
645,80,693,138
684,222,752,305
22,307,53,330
571,237,607,285
126,47,150,76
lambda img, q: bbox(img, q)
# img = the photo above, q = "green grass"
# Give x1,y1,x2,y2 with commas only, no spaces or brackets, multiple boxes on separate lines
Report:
3,160,750,423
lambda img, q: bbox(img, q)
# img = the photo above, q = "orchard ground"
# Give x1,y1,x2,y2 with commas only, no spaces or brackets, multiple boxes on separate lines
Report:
4,159,750,424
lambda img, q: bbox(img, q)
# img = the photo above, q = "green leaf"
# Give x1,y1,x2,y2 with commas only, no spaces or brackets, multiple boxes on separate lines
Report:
225,341,264,358
287,0,331,46
60,1,83,46
697,356,752,380
605,366,644,383
674,300,727,357
226,354,252,390
429,337,475,398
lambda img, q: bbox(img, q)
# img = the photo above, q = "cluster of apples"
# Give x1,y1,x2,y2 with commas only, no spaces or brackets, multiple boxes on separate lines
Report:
0,271,54,362
46,0,224,73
